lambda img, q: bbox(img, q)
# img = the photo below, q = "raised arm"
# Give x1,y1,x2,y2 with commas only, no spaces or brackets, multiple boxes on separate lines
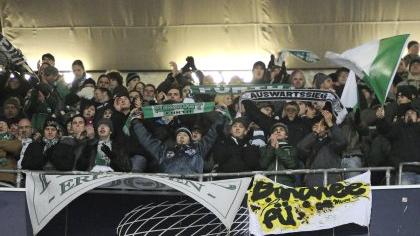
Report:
198,112,226,157
131,119,167,164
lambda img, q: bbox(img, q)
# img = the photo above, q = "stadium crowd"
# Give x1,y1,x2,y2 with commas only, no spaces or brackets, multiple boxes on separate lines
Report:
1,41,420,187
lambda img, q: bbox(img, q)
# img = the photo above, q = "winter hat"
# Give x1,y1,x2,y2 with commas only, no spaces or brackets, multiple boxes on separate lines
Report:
397,85,417,99
252,61,266,70
176,127,192,139
231,117,250,128
313,73,331,89
270,122,288,135
82,78,96,87
126,72,141,86
3,97,21,109
97,118,114,133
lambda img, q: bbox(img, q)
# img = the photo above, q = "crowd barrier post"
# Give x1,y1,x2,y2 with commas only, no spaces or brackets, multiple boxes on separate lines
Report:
398,162,420,185
323,170,328,187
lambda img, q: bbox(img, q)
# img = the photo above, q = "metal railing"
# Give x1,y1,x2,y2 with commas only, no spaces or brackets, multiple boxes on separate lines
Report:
0,166,395,188
398,162,420,185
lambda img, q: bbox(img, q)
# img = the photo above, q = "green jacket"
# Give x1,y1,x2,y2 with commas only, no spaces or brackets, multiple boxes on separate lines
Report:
259,141,299,186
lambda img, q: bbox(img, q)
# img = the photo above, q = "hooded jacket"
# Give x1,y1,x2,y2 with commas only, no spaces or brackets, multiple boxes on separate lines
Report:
131,112,225,174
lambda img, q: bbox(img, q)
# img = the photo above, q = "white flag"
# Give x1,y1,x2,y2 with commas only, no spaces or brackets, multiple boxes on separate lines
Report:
340,70,358,108
25,172,251,234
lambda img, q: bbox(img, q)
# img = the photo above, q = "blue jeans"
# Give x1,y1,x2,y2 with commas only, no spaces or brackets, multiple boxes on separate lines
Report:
341,156,363,179
400,172,420,185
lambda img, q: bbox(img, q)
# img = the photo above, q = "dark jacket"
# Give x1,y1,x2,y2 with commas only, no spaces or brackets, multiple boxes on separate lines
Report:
279,117,312,147
377,119,420,173
213,135,261,172
44,136,91,171
22,140,74,171
242,99,274,136
297,125,347,186
77,138,132,172
260,141,299,186
242,100,311,147
111,110,130,140
131,112,225,174
339,111,369,158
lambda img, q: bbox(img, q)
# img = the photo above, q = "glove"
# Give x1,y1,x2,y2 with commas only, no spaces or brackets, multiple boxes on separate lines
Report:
186,56,196,71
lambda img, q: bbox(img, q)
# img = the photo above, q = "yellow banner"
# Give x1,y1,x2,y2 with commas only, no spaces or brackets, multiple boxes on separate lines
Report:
247,173,371,235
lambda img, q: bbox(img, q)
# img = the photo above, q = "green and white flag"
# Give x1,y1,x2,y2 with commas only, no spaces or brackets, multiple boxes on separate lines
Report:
287,49,320,63
142,102,215,119
276,49,320,65
340,70,358,109
325,34,410,104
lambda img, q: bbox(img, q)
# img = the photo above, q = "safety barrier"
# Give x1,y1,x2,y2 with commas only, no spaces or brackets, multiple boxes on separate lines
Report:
398,162,420,185
0,166,395,188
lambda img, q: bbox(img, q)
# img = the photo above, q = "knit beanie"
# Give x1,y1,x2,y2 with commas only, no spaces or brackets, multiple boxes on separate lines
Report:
175,127,192,139
3,97,21,109
270,122,288,135
126,72,140,86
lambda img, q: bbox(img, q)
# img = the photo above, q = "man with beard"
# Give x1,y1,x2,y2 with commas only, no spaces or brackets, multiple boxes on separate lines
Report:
376,106,420,184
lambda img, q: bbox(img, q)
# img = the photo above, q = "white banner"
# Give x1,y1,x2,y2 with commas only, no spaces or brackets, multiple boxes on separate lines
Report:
248,172,372,235
25,172,251,234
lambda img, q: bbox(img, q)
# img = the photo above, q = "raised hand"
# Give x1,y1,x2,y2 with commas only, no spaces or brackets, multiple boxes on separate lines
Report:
321,110,333,127
376,107,385,119
169,61,179,76
269,133,279,149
